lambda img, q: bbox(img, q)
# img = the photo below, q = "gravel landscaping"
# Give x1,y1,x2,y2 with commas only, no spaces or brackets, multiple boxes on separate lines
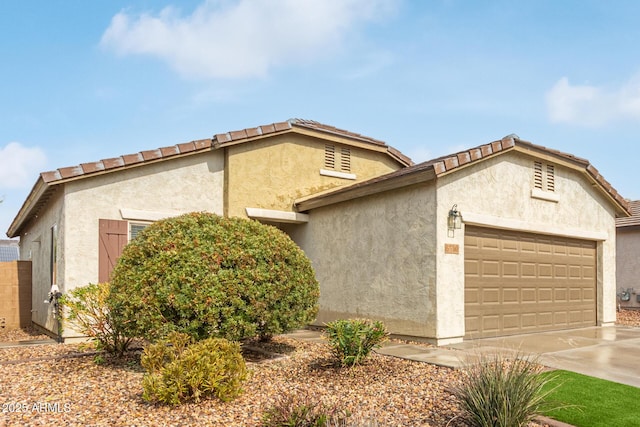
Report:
1,311,638,427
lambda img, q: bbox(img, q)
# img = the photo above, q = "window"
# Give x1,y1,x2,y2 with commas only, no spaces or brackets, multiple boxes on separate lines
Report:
129,223,149,241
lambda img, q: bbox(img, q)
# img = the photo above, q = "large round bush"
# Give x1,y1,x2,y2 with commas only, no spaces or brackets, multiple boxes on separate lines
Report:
108,212,319,342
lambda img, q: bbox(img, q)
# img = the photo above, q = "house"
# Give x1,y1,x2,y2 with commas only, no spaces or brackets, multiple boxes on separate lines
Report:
6,119,411,337
290,135,630,344
616,200,640,308
7,123,630,345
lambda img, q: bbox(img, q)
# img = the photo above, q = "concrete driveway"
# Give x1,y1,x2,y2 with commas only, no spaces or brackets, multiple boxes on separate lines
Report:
377,325,640,388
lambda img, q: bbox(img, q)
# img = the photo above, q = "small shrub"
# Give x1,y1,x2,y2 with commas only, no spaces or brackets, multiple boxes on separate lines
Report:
324,319,388,366
59,282,131,356
108,212,320,342
451,352,560,427
141,332,247,405
262,393,350,427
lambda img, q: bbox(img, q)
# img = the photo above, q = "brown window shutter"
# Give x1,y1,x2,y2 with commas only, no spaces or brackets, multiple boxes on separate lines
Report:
98,219,128,283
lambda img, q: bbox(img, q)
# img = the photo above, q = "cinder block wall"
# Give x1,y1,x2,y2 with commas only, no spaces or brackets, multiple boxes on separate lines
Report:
0,261,32,330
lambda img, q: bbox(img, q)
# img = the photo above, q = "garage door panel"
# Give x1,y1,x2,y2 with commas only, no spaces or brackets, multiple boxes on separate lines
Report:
465,226,596,338
583,266,595,279
502,262,519,276
503,288,519,303
482,261,500,276
554,265,567,278
554,288,567,302
539,288,553,302
521,263,536,277
539,264,553,277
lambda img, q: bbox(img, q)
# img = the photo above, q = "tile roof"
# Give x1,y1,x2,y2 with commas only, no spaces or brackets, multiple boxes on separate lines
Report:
8,119,412,238
41,138,214,184
0,240,19,262
296,134,631,217
39,119,411,185
617,200,640,228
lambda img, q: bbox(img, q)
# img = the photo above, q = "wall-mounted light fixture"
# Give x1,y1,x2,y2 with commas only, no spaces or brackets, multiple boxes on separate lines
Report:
447,204,462,237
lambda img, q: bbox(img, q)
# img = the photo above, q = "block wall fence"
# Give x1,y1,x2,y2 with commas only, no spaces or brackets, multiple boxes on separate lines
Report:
0,261,32,330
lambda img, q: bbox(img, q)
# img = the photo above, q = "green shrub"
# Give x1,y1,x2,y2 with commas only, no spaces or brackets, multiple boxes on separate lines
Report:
324,319,388,366
59,282,131,356
451,352,560,427
141,332,247,405
262,393,350,427
108,212,319,342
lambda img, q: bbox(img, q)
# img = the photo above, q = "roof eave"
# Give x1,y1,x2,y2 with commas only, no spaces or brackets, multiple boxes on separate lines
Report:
295,166,436,212
7,176,51,238
505,142,630,218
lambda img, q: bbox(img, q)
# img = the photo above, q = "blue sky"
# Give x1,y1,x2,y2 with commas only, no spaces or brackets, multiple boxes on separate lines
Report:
2,0,640,237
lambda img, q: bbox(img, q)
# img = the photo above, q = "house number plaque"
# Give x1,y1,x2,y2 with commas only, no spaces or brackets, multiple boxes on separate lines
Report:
444,244,459,254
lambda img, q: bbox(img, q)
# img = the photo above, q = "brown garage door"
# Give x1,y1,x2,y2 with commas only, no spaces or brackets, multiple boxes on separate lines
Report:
465,226,596,338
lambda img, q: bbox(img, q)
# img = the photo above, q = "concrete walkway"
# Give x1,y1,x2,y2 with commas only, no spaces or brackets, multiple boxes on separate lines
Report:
287,325,640,389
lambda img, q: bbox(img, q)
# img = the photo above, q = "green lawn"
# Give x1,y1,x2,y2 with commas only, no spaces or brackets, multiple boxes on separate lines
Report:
540,370,640,427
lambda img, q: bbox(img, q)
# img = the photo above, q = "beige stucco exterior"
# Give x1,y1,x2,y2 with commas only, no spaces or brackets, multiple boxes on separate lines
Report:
18,152,224,335
295,149,619,345
225,133,402,219
19,189,64,332
12,125,408,338
289,181,438,339
436,151,618,341
616,228,640,307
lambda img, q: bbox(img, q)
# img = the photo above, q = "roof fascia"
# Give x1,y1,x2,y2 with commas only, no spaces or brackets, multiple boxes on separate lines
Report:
217,126,391,153
295,167,436,212
512,144,630,217
7,177,50,238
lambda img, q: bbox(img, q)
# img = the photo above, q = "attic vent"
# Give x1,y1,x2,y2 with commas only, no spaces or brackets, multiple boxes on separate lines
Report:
324,145,335,169
546,164,555,192
340,148,351,172
533,161,556,194
534,161,543,189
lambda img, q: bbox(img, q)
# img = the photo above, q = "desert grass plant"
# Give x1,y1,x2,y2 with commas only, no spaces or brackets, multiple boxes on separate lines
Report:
324,319,388,367
141,332,247,405
451,351,561,427
262,393,351,427
59,282,131,356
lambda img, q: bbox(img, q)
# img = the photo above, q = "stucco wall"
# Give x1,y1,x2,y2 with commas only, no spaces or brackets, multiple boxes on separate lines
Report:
62,152,224,298
18,188,64,332
226,134,402,218
437,150,619,338
296,149,618,344
290,181,438,339
616,228,640,308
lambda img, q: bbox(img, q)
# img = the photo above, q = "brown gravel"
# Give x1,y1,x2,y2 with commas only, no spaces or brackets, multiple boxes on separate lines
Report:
616,307,640,326
0,334,465,426
2,311,638,427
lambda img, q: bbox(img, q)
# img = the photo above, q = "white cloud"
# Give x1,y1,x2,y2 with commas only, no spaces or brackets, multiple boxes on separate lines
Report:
546,75,640,126
100,0,397,79
405,146,432,164
0,142,47,189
